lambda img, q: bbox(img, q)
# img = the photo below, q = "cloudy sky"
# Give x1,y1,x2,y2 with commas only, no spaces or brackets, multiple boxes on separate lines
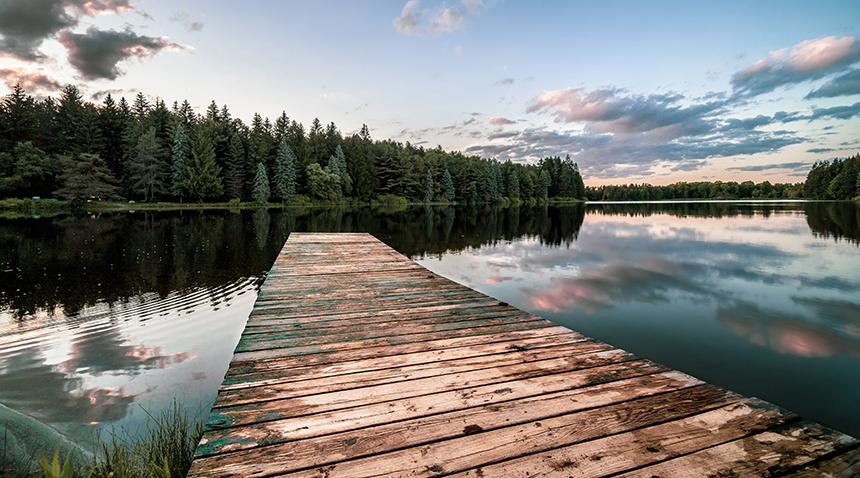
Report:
1,0,859,184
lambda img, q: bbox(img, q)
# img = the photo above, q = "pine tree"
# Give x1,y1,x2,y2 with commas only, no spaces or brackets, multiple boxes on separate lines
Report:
55,153,120,200
272,139,297,202
225,132,245,200
328,144,352,196
185,124,224,201
506,165,520,199
253,162,270,204
539,170,550,199
128,127,169,201
170,127,190,200
442,169,455,202
423,168,434,203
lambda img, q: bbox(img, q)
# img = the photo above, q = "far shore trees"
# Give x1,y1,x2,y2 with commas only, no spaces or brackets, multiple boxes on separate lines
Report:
0,84,587,204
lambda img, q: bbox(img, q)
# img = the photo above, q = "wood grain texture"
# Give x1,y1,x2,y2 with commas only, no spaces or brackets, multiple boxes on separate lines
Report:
188,233,858,477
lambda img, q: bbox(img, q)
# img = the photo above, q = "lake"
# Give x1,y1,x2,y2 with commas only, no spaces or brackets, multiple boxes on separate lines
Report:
1,201,858,463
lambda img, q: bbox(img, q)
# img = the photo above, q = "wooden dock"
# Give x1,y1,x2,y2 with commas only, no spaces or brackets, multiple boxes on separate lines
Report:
188,233,859,477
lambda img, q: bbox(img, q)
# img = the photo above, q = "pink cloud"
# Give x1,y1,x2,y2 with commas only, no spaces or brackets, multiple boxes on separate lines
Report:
489,116,516,125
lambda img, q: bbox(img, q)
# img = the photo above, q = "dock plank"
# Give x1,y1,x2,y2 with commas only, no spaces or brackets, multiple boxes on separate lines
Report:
188,233,858,477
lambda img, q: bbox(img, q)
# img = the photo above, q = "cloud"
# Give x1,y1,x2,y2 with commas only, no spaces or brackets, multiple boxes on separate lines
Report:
0,67,62,93
495,77,515,86
0,0,136,61
488,116,515,125
727,161,811,172
90,87,136,101
393,0,423,35
393,0,478,36
526,87,724,136
805,68,860,99
806,101,860,121
430,8,464,33
59,27,186,80
731,36,860,97
0,0,76,60
807,147,836,154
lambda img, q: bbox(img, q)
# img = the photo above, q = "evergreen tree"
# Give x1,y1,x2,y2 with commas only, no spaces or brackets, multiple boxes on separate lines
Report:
539,170,550,199
442,169,455,202
128,127,169,201
225,132,245,200
328,144,352,196
424,168,435,203
98,94,126,179
272,139,297,202
252,162,270,204
170,127,190,200
505,165,520,200
0,142,57,197
185,124,224,201
55,153,120,200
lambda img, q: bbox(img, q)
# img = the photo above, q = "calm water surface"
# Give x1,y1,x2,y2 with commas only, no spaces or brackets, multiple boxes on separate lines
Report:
1,202,858,465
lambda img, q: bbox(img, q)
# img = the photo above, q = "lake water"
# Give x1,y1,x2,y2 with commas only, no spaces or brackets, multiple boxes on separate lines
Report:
1,201,858,465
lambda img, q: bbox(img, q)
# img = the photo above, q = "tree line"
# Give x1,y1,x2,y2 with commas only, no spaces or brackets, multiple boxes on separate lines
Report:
0,84,586,205
802,154,860,200
586,181,805,201
585,154,860,202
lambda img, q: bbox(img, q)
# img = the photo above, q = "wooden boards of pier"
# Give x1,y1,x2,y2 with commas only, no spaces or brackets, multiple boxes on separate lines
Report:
188,232,859,477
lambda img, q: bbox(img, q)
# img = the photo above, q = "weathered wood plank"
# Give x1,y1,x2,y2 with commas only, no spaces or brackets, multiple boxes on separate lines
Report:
189,370,702,476
451,398,799,478
276,385,742,477
230,320,556,362
206,350,639,429
221,332,589,388
617,421,858,477
784,445,860,477
195,360,669,459
215,341,613,407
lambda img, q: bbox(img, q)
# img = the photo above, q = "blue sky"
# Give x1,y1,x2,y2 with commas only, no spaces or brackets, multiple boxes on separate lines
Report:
1,0,859,184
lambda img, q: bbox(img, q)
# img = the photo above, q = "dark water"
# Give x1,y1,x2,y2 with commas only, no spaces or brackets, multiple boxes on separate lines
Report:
0,201,858,461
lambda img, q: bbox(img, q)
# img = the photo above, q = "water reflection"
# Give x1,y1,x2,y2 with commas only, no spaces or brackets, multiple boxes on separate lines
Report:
417,201,860,437
1,201,859,467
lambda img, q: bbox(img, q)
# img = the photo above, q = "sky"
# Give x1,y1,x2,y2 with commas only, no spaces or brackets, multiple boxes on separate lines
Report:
1,0,859,185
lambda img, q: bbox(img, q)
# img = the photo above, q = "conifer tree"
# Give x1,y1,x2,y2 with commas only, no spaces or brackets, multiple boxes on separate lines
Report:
170,127,190,200
55,153,120,200
225,132,245,200
129,127,169,201
424,168,434,203
185,124,224,201
272,139,297,202
253,162,270,204
506,165,520,199
328,144,352,196
443,169,455,202
539,170,551,199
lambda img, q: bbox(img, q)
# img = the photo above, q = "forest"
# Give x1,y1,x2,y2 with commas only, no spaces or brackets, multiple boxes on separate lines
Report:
586,180,805,201
0,84,586,206
584,154,859,201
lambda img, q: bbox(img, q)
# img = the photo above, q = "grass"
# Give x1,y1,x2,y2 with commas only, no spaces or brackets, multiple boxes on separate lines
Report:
2,402,203,478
